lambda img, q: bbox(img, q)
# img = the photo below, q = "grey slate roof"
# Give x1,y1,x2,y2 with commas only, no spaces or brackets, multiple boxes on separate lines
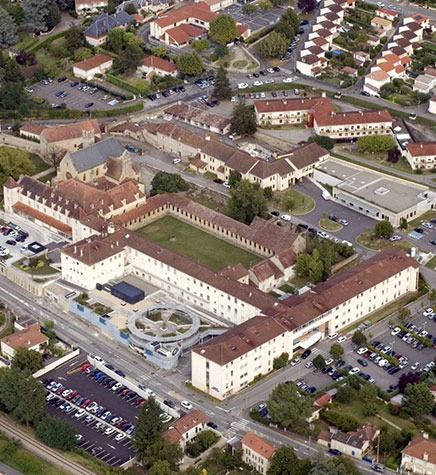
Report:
84,11,133,38
70,137,125,173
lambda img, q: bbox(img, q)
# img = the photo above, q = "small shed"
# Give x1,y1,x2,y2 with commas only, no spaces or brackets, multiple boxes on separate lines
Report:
111,281,145,304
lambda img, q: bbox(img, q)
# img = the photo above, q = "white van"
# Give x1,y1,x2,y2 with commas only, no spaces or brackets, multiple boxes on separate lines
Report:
322,191,331,200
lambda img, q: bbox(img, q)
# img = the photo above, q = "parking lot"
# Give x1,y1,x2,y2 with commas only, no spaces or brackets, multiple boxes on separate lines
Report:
223,4,286,32
30,79,125,111
41,355,149,466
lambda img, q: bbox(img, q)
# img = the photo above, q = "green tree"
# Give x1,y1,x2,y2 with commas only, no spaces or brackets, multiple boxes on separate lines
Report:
273,352,289,370
36,416,76,450
397,304,411,324
336,385,355,404
378,427,396,454
230,100,257,136
275,8,299,40
209,14,238,44
360,383,378,403
46,1,61,29
400,217,408,230
152,46,168,58
259,0,273,10
267,382,313,428
308,135,335,151
374,220,393,238
108,27,125,54
309,450,360,475
0,147,35,185
191,39,210,51
329,343,344,360
429,288,436,304
357,135,396,153
118,42,142,74
22,0,51,32
257,32,288,58
124,2,136,14
149,460,171,475
362,402,378,416
176,51,203,76
151,172,189,195
213,66,232,100
74,47,93,61
242,3,257,14
11,347,43,373
347,374,362,390
267,446,311,475
0,7,18,47
402,383,435,416
313,354,326,369
351,329,367,347
214,44,229,58
226,179,268,225
65,25,83,50
186,430,219,457
228,169,242,188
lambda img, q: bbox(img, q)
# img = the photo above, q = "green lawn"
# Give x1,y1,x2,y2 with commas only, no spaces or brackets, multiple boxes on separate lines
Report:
272,189,315,215
425,256,436,270
319,218,342,232
137,216,262,270
29,153,50,175
13,256,59,275
356,232,418,253
38,171,56,183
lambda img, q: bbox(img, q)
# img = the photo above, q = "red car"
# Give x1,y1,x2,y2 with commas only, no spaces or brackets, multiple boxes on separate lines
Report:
56,385,66,395
66,390,78,400
117,419,128,429
81,399,92,408
81,363,92,371
0,227,7,233
138,400,146,407
122,389,130,396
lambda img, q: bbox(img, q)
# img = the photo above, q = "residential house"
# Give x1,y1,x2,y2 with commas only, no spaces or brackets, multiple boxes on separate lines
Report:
242,432,276,474
404,13,430,29
401,436,436,474
413,74,436,94
296,53,327,77
375,7,399,21
330,424,379,459
194,0,236,12
353,51,369,64
308,390,335,422
371,16,392,30
73,54,114,81
364,70,391,95
342,66,358,77
405,142,436,170
0,323,49,359
163,410,208,448
19,123,45,141
138,55,177,78
429,96,436,115
84,11,133,45
75,0,108,16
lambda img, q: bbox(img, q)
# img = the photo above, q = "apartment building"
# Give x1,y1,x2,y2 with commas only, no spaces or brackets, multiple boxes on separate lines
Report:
405,142,436,170
75,0,108,16
401,436,436,475
191,248,419,399
194,0,236,12
242,432,276,474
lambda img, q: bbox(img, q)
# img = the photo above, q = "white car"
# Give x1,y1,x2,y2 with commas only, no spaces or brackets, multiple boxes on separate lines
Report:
145,388,156,397
75,409,86,419
422,222,433,229
378,358,389,367
105,427,115,435
325,358,334,365
111,382,123,392
281,214,291,221
238,83,248,89
423,308,434,317
115,433,126,441
411,362,420,370
317,231,329,239
389,235,401,242
339,219,349,226
377,1,384,5
94,356,105,364
62,389,73,398
267,68,274,73
391,327,401,336
231,96,236,102
357,347,368,355
305,361,313,368
290,357,300,366
342,240,353,247
420,329,428,337
282,77,293,83
327,332,338,340
172,158,181,165
253,80,263,86
349,367,360,375
337,336,347,343
223,182,231,189
265,78,275,84
181,400,192,410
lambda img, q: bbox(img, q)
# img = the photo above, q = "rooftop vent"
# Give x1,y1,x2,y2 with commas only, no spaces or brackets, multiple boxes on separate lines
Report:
374,186,390,196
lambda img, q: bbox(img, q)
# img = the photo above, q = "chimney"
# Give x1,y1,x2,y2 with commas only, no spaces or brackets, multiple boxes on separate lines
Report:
423,432,429,439
424,452,428,461
80,248,83,257
322,91,326,97
27,340,31,345
74,245,77,253
107,222,115,234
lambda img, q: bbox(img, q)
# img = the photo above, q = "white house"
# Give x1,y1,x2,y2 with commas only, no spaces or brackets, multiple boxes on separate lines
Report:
163,410,207,448
405,142,436,170
138,55,177,78
0,323,49,359
429,96,436,115
401,436,436,474
73,54,114,81
242,432,276,474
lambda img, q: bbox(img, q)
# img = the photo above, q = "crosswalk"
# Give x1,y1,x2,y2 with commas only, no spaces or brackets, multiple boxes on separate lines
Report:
229,418,249,434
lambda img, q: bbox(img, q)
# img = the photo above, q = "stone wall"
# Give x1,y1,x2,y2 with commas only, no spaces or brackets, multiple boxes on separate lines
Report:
0,133,41,154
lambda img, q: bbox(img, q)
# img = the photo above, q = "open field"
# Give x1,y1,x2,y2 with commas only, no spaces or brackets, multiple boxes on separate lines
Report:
137,216,262,270
356,233,417,253
272,189,315,215
319,218,342,232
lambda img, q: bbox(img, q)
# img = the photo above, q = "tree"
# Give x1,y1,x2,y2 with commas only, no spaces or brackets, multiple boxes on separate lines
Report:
378,427,396,454
44,149,66,170
275,9,299,40
398,372,420,393
124,2,136,14
309,450,360,475
429,287,436,304
294,250,324,284
242,3,257,15
108,27,125,54
74,47,93,61
186,430,219,457
118,42,142,74
259,0,273,10
388,147,401,163
360,383,378,402
230,100,257,136
347,374,362,390
336,385,355,404
313,354,326,369
273,352,289,370
298,0,316,12
36,416,76,450
149,460,171,475
213,66,232,100
267,446,310,475
226,179,268,225
65,25,83,50
308,135,335,151
351,329,367,347
191,39,210,51
228,169,242,188
0,147,35,186
46,1,61,30
214,44,229,59
329,343,344,360
374,220,393,239
357,135,396,153
22,0,51,32
399,217,407,230
257,32,288,58
403,383,435,416
397,304,410,324
152,46,168,58
209,14,238,44
151,172,189,195
176,51,203,76
0,7,18,47
267,382,313,428
12,347,43,373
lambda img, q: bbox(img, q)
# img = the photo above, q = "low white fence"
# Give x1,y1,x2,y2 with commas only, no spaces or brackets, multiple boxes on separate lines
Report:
33,348,80,378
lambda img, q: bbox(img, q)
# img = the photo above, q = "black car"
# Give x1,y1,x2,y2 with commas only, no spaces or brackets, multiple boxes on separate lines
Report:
360,91,370,96
84,102,94,109
164,400,175,409
273,66,280,72
162,91,170,97
297,223,308,230
414,228,424,233
58,76,67,82
430,240,436,246
6,240,16,245
115,369,125,377
207,421,218,429
283,90,288,96
329,215,338,222
308,227,316,234
270,211,280,217
328,449,342,456
335,359,345,367
301,349,311,359
271,91,277,97
148,94,156,101
259,70,267,76
214,178,223,184
300,20,309,25
322,366,332,374
306,386,316,393
357,358,368,367
105,363,114,370
179,86,186,92
253,73,260,78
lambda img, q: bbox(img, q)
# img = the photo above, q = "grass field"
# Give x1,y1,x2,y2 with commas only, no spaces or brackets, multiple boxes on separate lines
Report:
137,216,262,270
356,233,417,253
319,218,342,232
272,189,315,215
38,171,56,183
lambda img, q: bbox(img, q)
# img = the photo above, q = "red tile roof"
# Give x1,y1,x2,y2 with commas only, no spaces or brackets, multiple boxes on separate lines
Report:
314,109,392,127
163,410,207,444
406,142,436,157
242,432,276,459
154,2,215,28
1,323,49,350
41,119,100,143
402,437,436,465
20,123,45,136
12,202,72,235
254,97,333,114
73,53,113,72
140,55,177,73
376,7,398,16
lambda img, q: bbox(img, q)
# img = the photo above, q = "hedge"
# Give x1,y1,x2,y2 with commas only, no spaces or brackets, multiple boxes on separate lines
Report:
20,37,39,51
249,408,269,426
398,324,433,347
89,101,143,118
80,79,134,101
27,30,70,53
106,74,147,96
367,344,399,366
